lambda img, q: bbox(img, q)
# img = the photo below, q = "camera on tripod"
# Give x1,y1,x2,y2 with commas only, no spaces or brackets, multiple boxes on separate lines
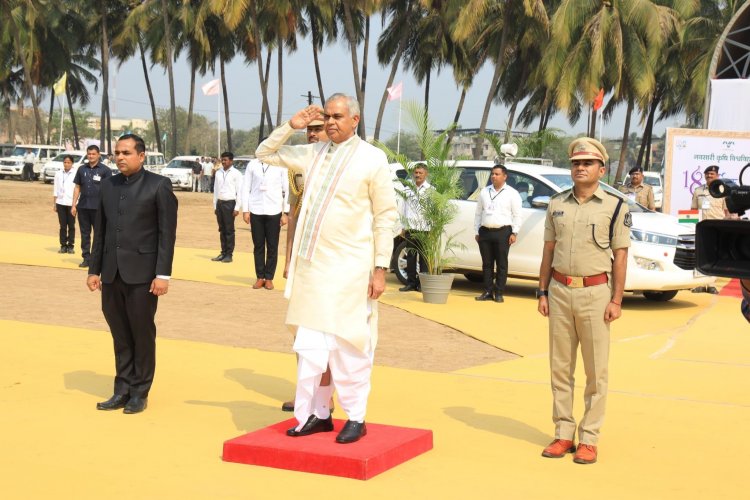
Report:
695,163,750,279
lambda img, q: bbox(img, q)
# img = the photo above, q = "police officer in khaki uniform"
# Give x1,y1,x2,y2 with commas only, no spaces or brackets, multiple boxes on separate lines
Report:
691,165,727,294
537,137,631,465
619,166,655,210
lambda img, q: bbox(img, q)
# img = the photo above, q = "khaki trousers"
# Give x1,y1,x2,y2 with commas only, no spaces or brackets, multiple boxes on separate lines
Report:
548,279,611,445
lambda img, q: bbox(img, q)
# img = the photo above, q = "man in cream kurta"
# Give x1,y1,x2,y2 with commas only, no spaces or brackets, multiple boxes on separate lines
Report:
256,94,397,444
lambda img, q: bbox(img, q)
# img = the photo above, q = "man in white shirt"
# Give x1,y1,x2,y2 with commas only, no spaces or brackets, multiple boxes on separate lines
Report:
23,148,36,181
399,164,432,292
201,157,213,192
474,164,522,303
53,155,78,253
242,155,289,290
212,152,243,263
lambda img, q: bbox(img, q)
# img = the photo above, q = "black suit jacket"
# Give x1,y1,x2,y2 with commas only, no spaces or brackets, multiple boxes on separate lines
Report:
89,167,178,284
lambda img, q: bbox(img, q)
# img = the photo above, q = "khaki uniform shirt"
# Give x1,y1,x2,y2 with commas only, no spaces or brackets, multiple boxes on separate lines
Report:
619,182,654,210
544,187,632,276
691,184,727,220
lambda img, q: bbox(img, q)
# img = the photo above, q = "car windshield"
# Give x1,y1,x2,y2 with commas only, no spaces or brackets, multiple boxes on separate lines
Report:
233,160,250,174
12,146,39,156
541,174,647,213
53,154,83,162
167,160,198,169
644,176,661,187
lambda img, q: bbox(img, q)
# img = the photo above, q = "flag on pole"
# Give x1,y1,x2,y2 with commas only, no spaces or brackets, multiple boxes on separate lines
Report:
593,88,605,111
387,82,403,101
201,79,221,96
53,73,67,96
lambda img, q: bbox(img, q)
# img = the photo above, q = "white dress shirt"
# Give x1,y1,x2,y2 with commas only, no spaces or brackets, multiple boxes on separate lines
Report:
213,166,243,210
202,161,213,176
401,181,432,231
474,183,523,234
54,167,77,206
241,159,289,215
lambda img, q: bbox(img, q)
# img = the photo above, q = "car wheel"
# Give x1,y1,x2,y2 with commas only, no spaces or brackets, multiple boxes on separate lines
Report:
392,239,421,286
643,290,678,302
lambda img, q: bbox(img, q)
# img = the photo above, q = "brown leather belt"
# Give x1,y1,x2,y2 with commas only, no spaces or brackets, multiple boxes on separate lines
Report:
552,270,608,288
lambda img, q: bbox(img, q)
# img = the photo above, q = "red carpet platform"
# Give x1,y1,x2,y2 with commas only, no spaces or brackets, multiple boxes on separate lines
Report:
719,279,743,298
222,418,433,480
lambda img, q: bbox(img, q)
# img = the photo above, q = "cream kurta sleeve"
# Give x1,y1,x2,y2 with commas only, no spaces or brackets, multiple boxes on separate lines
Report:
369,159,399,269
255,122,316,175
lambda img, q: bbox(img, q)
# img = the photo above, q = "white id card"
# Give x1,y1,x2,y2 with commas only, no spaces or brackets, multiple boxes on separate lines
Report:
701,197,711,210
93,175,101,182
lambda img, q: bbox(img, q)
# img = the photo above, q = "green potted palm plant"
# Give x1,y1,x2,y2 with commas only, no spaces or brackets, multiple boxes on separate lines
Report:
378,103,464,303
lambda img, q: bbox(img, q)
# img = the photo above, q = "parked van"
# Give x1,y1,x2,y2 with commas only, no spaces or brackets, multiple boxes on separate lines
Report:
144,152,167,174
0,144,65,180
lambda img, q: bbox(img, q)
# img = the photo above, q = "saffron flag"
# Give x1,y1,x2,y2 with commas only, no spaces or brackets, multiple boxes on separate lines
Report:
593,88,604,111
202,79,221,96
387,82,403,101
678,209,699,224
53,73,67,96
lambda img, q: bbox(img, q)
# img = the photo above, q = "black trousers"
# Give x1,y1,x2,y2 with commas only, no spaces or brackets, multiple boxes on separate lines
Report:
477,225,512,295
404,231,427,286
250,212,282,279
215,200,236,256
77,208,97,259
22,163,34,181
101,273,158,398
56,204,75,246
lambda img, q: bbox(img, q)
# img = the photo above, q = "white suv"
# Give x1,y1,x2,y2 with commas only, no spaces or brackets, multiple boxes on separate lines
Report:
391,160,715,301
41,151,87,183
0,144,65,180
161,156,202,190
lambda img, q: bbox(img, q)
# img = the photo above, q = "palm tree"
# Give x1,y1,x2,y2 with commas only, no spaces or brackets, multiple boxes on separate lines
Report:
301,1,338,105
341,0,377,138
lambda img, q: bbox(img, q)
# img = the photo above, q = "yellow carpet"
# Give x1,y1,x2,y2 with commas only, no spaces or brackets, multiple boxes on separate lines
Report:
2,230,750,498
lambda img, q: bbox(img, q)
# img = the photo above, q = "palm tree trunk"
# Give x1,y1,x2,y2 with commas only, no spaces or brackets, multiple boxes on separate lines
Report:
636,94,660,169
138,38,161,153
185,61,196,154
47,92,55,144
276,38,283,126
311,21,325,104
5,99,14,143
342,4,365,139
100,4,109,150
589,106,597,138
359,15,370,137
220,58,232,152
504,95,520,143
161,0,177,158
614,97,634,184
65,85,79,149
11,28,44,141
373,28,408,141
446,86,467,147
475,24,510,159
424,67,431,118
251,4,273,138
264,49,274,129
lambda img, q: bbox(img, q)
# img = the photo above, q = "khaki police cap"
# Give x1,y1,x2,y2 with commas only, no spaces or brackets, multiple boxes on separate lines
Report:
568,137,609,163
308,119,324,127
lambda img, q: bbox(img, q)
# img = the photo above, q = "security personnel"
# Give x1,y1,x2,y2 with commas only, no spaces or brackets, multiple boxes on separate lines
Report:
537,137,631,465
690,165,726,294
619,166,655,210
72,145,112,268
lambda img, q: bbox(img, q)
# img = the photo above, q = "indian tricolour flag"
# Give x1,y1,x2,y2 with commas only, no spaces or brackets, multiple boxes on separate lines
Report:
678,209,699,224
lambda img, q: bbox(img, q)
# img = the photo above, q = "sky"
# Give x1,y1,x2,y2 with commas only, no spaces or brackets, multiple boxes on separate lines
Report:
83,15,685,144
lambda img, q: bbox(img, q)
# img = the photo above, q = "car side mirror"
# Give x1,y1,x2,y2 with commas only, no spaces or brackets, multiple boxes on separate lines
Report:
531,196,550,209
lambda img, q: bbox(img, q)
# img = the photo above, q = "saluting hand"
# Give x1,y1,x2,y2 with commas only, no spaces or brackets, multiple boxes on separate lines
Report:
290,105,324,130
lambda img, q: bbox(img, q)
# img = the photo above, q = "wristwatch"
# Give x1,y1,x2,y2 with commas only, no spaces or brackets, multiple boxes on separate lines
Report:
535,289,548,298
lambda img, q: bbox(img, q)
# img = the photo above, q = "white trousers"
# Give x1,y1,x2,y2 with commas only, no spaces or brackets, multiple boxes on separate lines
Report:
293,326,374,430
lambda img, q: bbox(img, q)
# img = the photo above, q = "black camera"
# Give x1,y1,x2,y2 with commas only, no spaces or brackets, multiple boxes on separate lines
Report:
696,163,750,279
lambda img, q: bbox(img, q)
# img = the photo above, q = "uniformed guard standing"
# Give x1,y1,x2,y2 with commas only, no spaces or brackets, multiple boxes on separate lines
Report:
537,137,631,465
619,166,655,210
690,165,727,294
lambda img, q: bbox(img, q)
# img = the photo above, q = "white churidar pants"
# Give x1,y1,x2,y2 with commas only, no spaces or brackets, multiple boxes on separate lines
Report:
292,325,374,431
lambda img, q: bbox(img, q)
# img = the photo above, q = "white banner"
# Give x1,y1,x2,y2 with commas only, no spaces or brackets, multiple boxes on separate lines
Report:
664,128,750,215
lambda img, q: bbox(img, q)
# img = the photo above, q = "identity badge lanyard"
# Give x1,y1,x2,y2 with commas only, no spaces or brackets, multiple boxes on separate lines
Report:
260,163,269,191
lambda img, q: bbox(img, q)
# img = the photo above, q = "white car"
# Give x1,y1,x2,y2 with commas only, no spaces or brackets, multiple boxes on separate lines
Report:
161,156,202,190
0,144,65,180
41,152,87,183
143,152,167,174
391,160,715,301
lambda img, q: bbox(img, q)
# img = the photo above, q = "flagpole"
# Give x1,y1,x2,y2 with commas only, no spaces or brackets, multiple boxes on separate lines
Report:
58,97,65,147
217,90,221,156
598,108,603,143
397,97,402,154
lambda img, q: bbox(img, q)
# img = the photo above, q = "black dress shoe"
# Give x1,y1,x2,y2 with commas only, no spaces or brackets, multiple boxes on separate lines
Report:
336,420,367,444
211,254,225,261
67,245,75,254
96,394,130,411
221,255,233,263
494,294,504,303
399,284,418,292
58,246,66,254
707,286,719,294
78,259,89,268
287,415,334,437
281,401,295,412
475,291,493,301
123,396,148,414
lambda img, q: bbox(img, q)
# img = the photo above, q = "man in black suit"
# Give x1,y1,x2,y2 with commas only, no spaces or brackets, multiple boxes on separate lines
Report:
87,134,178,414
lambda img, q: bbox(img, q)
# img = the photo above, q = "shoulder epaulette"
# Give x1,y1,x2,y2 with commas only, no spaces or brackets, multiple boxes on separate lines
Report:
551,189,569,199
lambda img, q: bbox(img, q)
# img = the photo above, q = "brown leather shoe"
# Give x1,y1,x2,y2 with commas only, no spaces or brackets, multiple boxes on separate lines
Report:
541,439,576,458
252,278,265,289
573,443,598,464
264,280,274,290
